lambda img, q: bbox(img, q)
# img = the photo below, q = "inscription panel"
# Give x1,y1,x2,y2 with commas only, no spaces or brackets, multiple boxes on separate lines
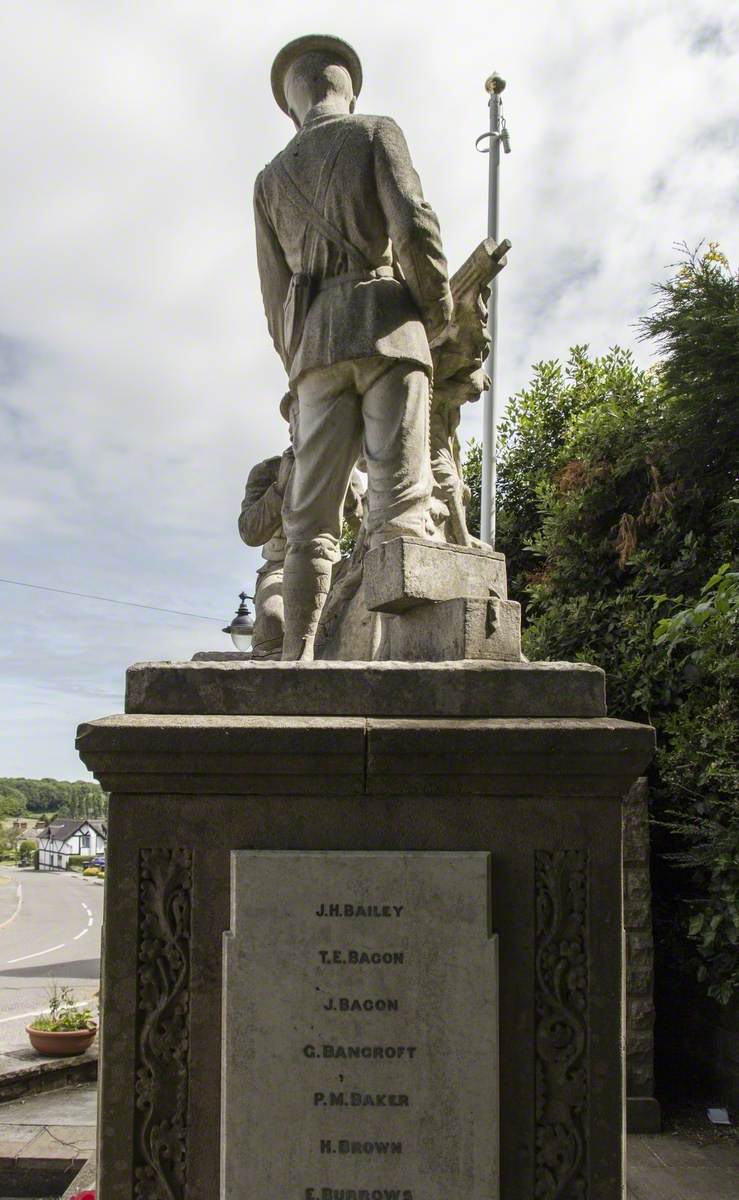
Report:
222,851,498,1200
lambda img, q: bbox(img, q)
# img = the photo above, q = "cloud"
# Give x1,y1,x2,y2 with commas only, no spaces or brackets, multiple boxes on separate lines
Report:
0,0,737,776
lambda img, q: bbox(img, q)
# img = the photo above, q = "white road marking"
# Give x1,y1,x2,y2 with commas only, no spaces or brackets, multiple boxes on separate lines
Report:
0,999,93,1025
0,883,23,930
1,877,100,967
61,901,97,943
7,942,65,964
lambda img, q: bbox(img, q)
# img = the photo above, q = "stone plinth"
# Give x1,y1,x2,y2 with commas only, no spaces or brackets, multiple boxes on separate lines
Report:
77,658,654,1200
125,658,605,718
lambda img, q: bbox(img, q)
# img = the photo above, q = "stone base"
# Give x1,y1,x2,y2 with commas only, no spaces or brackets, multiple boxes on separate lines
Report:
364,536,507,613
78,659,654,1200
384,596,521,661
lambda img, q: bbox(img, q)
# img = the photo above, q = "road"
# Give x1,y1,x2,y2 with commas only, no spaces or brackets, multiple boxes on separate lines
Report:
0,866,103,1051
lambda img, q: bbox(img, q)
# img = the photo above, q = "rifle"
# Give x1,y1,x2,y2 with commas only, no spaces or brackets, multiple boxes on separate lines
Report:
433,237,511,387
449,236,510,308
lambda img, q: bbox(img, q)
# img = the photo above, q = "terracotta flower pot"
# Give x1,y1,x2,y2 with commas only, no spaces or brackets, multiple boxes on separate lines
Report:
26,1024,97,1056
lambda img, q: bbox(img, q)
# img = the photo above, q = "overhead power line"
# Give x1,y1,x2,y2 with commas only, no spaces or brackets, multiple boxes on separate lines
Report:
0,577,223,622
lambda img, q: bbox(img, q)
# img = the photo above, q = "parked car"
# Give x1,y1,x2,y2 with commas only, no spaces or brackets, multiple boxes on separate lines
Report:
90,855,106,869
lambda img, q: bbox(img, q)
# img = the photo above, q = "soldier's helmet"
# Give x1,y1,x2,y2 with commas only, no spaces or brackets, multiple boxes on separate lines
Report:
270,34,363,114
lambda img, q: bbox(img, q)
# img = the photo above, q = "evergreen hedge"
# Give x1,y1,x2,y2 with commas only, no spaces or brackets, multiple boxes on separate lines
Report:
464,245,738,1002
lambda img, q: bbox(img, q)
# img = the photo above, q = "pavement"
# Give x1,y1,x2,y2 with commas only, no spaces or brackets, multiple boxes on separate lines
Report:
627,1132,739,1199
0,868,102,1052
0,1043,97,1107
0,1081,95,1198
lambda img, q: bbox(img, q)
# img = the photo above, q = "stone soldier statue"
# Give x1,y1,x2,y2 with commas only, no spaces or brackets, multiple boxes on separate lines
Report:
254,34,453,659
238,392,295,658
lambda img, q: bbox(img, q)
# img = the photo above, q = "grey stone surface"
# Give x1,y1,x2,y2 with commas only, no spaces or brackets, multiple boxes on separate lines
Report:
124,658,606,718
623,778,650,864
77,714,367,796
316,565,378,662
79,660,654,1199
77,714,654,798
365,718,654,797
191,650,251,661
222,851,498,1199
0,1082,98,1126
622,778,660,1131
0,1044,97,1105
364,537,507,614
0,1081,96,1194
384,596,521,661
62,1153,97,1198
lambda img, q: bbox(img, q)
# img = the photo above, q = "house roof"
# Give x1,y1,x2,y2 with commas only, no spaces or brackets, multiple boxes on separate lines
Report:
39,818,106,842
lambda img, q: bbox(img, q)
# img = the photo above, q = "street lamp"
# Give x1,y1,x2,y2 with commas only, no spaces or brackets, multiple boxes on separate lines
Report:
223,591,255,652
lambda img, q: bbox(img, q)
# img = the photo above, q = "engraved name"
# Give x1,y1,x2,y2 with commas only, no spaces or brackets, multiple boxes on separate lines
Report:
316,904,404,918
314,1092,409,1108
305,1189,412,1200
303,1045,417,1060
318,951,404,965
318,1139,404,1153
323,998,399,1012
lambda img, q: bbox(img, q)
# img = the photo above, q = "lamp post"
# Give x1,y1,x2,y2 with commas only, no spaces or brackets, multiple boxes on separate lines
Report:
223,591,255,652
477,71,511,547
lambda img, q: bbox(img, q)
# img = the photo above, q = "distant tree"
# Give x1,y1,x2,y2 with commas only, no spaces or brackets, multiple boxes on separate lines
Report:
0,778,108,820
0,787,27,818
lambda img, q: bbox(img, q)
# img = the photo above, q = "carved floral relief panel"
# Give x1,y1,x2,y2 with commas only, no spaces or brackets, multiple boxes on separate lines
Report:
534,850,589,1200
134,848,193,1200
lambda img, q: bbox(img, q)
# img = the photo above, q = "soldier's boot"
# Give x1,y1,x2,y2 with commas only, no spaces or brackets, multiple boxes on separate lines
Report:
281,546,334,661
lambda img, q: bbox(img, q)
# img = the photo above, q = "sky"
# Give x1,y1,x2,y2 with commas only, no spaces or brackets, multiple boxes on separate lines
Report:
1,0,737,780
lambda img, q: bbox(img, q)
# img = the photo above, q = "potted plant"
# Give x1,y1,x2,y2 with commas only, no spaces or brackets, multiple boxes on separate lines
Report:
26,985,97,1056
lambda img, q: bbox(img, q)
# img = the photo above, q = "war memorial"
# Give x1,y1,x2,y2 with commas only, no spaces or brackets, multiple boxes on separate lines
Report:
77,34,655,1200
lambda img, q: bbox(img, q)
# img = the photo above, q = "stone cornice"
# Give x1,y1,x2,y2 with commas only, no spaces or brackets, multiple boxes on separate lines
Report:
77,714,654,797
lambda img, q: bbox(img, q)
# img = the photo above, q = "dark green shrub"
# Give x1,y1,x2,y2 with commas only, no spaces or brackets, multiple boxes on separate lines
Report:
17,840,37,865
474,245,738,1003
652,566,739,1003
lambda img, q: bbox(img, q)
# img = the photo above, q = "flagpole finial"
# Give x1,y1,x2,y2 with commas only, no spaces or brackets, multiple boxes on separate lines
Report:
485,73,506,95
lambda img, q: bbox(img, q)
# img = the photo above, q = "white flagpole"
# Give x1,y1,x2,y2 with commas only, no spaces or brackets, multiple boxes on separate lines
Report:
478,72,510,546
